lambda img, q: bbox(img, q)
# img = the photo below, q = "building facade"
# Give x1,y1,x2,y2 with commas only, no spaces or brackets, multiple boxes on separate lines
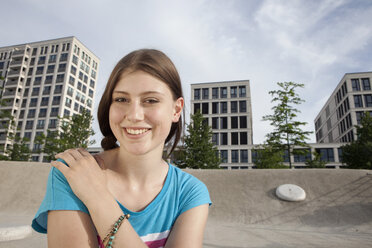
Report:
191,80,253,169
314,72,372,144
0,37,99,162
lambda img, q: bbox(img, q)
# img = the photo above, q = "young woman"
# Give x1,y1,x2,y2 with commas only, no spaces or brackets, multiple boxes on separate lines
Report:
32,49,211,248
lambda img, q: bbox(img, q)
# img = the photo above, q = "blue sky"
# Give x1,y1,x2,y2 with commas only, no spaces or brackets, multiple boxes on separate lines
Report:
2,0,372,144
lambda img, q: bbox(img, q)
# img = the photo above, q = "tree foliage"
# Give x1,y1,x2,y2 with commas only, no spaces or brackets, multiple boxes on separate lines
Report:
341,112,372,169
253,143,286,169
262,82,312,168
176,111,221,169
305,151,327,168
36,109,96,162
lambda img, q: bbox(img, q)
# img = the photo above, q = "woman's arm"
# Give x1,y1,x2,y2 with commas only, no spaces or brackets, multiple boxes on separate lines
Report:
165,204,209,248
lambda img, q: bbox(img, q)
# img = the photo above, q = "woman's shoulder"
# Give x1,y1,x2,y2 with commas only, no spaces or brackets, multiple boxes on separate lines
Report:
168,164,208,190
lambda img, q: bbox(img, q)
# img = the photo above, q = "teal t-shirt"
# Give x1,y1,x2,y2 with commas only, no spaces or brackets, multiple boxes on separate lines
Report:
31,161,211,247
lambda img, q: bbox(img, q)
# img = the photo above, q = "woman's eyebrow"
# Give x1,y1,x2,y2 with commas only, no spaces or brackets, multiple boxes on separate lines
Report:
113,90,164,95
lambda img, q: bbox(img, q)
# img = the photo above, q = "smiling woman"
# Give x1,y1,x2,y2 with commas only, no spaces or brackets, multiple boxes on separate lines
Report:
31,49,211,248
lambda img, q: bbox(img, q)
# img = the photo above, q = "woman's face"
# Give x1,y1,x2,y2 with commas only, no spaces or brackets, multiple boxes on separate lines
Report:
109,70,183,156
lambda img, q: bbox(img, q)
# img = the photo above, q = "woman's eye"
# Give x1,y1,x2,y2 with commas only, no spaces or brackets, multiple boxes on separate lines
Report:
145,98,159,104
114,97,127,102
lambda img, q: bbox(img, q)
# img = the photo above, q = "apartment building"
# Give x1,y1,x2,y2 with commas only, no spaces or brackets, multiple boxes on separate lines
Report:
0,36,99,162
314,72,372,143
191,80,253,169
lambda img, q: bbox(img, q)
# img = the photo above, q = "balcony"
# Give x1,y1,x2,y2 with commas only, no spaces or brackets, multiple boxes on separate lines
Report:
10,60,24,66
8,70,21,76
12,50,25,56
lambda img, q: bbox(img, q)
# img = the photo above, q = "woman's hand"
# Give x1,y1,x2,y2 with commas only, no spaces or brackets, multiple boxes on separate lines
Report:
52,148,111,206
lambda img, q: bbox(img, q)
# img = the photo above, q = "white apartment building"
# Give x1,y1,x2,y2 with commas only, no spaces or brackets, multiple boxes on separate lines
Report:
0,36,99,162
191,80,253,169
315,72,372,144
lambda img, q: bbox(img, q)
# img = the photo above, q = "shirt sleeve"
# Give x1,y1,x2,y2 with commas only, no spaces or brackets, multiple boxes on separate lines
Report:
31,160,89,234
178,174,212,217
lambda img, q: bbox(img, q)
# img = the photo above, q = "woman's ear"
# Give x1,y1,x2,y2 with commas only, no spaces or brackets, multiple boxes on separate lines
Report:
172,97,184,122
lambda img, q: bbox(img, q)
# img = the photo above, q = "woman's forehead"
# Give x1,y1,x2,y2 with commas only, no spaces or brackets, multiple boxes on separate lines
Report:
114,71,171,94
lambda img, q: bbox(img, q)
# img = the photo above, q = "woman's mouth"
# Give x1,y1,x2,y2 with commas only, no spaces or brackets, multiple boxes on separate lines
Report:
125,128,150,135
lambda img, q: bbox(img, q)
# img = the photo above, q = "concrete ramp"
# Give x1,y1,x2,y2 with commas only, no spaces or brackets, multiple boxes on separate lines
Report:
1,162,372,247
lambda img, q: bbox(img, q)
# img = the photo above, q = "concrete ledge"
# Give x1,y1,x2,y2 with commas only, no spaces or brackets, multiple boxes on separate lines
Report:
0,225,32,242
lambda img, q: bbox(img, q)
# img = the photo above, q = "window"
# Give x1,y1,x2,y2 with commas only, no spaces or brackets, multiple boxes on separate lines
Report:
212,102,219,114
230,87,237,98
220,117,227,129
25,120,34,129
202,103,208,114
36,66,44,75
45,75,53,84
29,98,38,107
69,76,75,86
60,53,68,62
212,87,219,99
36,120,45,129
315,148,334,162
90,80,95,88
64,109,70,117
231,116,238,128
89,89,94,98
34,76,42,85
240,150,248,163
52,96,61,105
65,98,72,108
49,119,57,128
240,116,247,128
194,103,200,114
49,55,56,63
32,87,40,96
67,87,74,97
79,71,84,80
239,101,246,112
220,150,228,163
54,85,63,94
41,97,49,106
27,109,36,118
202,88,209,99
293,149,311,162
231,150,239,163
39,108,47,117
231,101,237,113
84,75,88,83
212,133,219,145
351,79,360,91
50,107,59,117
194,89,200,100
220,87,227,98
354,95,363,108
362,78,371,90
58,63,67,73
72,55,78,65
364,94,372,107
56,74,64,83
220,102,227,113
43,86,51,95
220,133,228,145
38,56,46,64
240,132,247,145
74,103,79,111
212,117,219,129
239,86,246,97
231,132,239,145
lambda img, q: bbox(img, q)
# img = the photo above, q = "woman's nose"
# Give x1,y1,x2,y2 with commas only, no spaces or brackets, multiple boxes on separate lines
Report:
126,101,144,122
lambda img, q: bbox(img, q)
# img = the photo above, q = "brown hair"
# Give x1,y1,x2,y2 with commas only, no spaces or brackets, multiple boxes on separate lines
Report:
97,49,184,157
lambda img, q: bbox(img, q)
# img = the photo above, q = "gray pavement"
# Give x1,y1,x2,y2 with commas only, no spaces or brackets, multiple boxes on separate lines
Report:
1,161,372,247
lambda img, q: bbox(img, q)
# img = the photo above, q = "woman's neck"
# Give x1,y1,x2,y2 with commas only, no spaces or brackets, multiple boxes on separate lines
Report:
101,147,168,187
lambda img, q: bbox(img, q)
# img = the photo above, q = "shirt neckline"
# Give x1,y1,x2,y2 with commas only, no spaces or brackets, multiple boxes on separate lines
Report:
115,162,172,216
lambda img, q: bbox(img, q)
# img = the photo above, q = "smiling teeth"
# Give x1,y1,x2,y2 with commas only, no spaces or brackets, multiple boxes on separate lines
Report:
126,128,149,135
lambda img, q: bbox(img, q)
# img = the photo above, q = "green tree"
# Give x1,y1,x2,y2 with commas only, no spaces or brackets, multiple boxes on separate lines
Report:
262,82,312,168
36,109,96,161
253,143,286,169
176,111,221,169
341,112,372,169
305,151,327,168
